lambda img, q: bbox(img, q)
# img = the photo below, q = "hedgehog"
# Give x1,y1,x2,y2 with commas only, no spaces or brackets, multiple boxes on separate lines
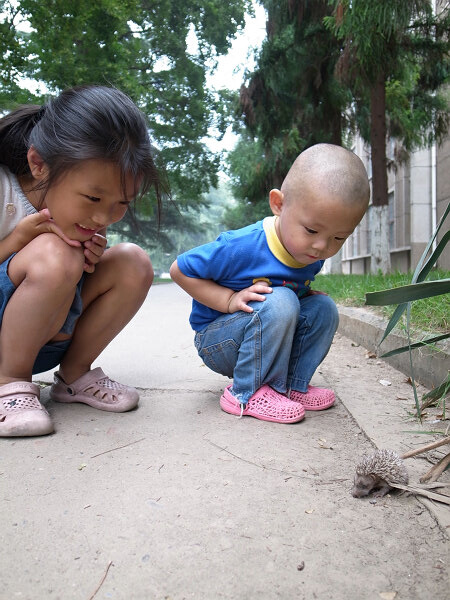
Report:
352,449,409,498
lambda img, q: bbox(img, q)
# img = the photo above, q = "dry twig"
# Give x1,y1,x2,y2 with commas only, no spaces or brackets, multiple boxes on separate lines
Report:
419,452,450,484
390,483,450,505
88,560,113,600
205,438,313,480
401,436,450,459
91,438,146,459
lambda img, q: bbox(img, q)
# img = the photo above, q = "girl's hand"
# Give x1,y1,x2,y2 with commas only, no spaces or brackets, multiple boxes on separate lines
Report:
227,283,272,313
82,233,107,273
12,208,81,250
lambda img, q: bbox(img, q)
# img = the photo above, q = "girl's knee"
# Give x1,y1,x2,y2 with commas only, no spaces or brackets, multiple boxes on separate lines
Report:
105,243,153,289
22,233,84,285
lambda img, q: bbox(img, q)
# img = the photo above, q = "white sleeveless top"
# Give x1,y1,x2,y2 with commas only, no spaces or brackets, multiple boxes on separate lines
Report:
0,165,37,241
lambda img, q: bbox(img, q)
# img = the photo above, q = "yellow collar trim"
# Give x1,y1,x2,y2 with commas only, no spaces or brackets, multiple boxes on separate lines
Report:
263,216,306,268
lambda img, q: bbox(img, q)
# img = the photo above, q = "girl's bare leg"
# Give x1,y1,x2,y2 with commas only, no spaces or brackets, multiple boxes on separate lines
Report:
0,234,85,385
57,243,153,384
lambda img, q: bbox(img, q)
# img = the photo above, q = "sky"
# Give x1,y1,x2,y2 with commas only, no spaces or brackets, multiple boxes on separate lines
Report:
208,3,266,90
204,3,267,153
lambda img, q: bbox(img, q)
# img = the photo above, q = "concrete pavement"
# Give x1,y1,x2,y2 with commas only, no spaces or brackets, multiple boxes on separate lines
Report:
1,282,449,599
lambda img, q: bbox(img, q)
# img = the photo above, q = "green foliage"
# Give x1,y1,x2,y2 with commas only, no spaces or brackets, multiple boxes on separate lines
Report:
227,0,348,209
0,0,251,210
315,270,450,335
124,179,236,273
365,202,450,419
325,0,450,156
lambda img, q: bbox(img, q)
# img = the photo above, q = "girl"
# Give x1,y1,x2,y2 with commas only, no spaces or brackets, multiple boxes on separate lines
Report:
0,85,165,437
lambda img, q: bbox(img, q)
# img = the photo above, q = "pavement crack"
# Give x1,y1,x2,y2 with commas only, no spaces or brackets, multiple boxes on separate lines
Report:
204,436,315,481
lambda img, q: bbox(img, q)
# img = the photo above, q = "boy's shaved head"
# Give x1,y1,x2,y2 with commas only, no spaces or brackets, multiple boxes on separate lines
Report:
281,143,370,208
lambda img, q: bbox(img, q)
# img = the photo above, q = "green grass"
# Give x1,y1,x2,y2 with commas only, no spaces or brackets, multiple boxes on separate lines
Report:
156,270,448,336
315,270,450,335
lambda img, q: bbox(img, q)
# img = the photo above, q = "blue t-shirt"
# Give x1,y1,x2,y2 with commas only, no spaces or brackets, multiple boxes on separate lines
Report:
177,216,324,331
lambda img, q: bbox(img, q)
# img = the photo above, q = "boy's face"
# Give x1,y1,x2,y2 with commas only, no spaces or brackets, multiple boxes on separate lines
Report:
269,188,366,265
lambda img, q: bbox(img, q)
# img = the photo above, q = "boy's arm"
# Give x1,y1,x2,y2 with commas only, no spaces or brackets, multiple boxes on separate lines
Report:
170,260,272,314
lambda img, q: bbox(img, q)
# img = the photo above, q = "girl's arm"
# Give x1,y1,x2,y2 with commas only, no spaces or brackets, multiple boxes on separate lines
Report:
0,209,80,263
169,260,272,314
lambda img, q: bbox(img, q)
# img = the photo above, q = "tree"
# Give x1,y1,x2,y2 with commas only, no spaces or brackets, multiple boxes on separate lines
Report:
137,179,234,273
226,0,348,224
0,0,251,209
325,0,450,273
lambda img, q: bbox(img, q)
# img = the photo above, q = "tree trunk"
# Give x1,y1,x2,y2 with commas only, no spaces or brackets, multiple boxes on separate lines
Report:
369,72,391,274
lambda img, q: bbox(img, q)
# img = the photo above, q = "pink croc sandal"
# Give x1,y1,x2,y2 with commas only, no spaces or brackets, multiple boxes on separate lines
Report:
220,384,305,423
0,381,53,437
289,385,335,411
50,367,139,412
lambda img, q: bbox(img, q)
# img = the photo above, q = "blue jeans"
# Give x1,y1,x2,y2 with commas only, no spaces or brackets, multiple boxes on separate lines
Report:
194,287,339,404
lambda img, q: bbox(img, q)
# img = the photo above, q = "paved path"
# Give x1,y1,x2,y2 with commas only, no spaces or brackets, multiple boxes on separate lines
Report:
2,283,449,599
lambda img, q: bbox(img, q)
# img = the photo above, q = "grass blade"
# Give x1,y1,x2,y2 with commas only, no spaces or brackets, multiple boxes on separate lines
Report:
416,231,450,283
380,332,450,357
405,303,421,419
379,302,408,343
412,201,450,283
366,279,450,305
422,374,450,402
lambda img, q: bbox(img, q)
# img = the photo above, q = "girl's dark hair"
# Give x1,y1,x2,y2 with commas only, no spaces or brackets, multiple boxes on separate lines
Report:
0,85,166,208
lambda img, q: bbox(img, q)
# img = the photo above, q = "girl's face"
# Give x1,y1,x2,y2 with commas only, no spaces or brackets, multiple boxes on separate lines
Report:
28,157,137,241
269,188,365,265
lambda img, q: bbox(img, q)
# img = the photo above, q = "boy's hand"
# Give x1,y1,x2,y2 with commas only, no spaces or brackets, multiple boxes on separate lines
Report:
12,209,81,250
228,283,272,313
82,233,107,273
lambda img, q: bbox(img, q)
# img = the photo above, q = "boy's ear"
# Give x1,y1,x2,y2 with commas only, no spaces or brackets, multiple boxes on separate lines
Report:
27,146,48,180
269,189,284,216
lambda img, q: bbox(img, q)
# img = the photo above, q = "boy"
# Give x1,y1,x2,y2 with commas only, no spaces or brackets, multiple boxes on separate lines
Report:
170,144,370,423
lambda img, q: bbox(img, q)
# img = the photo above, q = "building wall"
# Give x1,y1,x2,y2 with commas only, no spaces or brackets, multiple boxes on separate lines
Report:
338,136,450,275
437,137,450,270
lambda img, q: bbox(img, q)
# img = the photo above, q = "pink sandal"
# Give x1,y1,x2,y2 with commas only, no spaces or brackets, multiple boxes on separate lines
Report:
220,384,305,423
50,367,139,412
288,385,335,410
0,381,53,437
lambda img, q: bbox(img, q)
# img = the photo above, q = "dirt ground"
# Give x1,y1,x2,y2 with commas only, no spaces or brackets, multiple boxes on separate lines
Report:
1,284,449,599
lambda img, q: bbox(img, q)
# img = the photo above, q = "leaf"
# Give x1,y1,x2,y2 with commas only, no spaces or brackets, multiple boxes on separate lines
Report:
373,203,450,346
365,279,450,306
412,202,450,283
378,303,408,343
421,374,450,402
414,231,450,283
380,333,450,357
